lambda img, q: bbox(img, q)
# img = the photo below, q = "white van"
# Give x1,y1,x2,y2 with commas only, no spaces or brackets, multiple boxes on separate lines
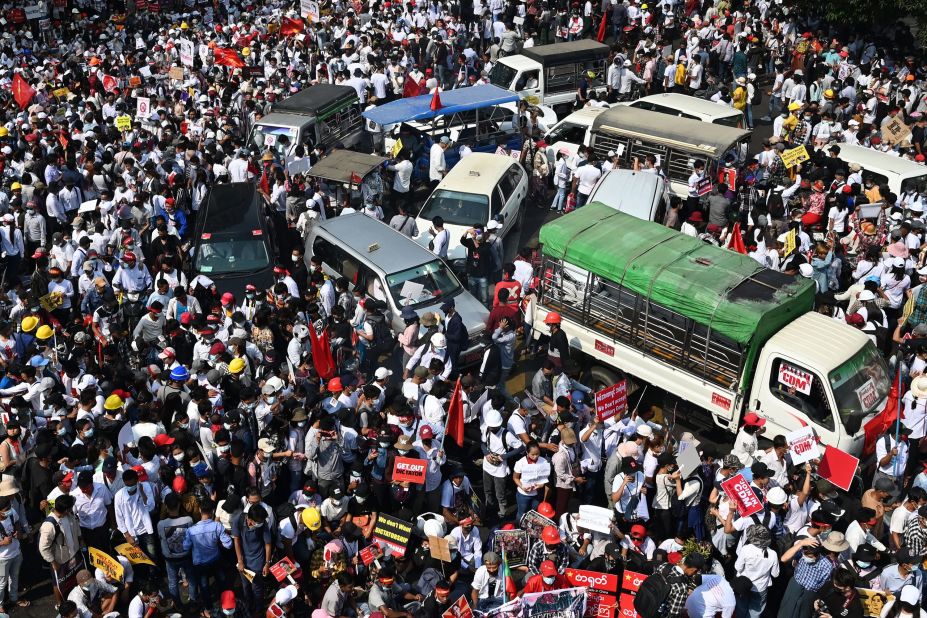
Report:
833,144,927,196
542,107,607,171
414,153,528,261
625,93,746,129
586,170,669,222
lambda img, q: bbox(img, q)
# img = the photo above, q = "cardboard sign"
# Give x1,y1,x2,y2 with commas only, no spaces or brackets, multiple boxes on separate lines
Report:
135,96,151,119
429,535,452,562
443,596,473,618
179,39,195,67
882,117,911,147
817,445,859,492
675,445,701,480
114,543,155,566
493,529,528,567
359,544,380,566
779,145,810,168
392,457,427,484
778,361,812,395
595,381,627,421
857,588,893,618
720,473,763,517
168,67,184,80
518,461,551,489
372,514,413,558
786,426,820,465
618,593,639,618
114,115,132,132
577,505,614,534
89,547,124,581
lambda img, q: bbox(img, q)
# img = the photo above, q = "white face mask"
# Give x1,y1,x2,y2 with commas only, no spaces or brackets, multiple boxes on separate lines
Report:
542,576,555,585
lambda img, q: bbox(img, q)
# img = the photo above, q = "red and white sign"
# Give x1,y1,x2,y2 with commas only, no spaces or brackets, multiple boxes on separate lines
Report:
817,445,859,492
595,339,615,356
586,590,617,618
359,545,380,566
392,457,427,484
565,568,620,593
786,426,820,465
618,593,639,618
720,473,763,517
621,571,647,594
778,362,813,395
596,381,627,421
442,596,473,618
710,392,732,411
135,96,150,119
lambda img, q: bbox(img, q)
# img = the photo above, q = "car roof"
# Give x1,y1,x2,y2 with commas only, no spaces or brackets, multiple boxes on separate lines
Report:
314,213,438,274
435,153,513,193
631,93,743,120
835,143,927,179
522,40,609,64
592,106,751,154
272,84,358,116
200,182,262,234
253,112,313,128
308,150,389,184
556,107,608,127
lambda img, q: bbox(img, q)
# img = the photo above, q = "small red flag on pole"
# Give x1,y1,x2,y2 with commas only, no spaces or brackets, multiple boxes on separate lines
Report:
430,87,442,112
11,73,35,110
444,378,465,447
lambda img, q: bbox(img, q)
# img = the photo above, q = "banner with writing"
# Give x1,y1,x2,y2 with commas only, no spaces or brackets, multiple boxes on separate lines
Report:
720,473,763,517
392,457,427,484
372,514,413,558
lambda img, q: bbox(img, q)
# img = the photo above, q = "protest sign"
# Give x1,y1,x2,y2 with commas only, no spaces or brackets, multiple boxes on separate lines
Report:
359,545,380,566
720,473,763,517
493,529,528,567
518,461,551,489
392,138,404,158
595,381,627,421
442,596,473,618
286,157,312,176
301,0,320,20
618,593,639,618
520,510,556,540
54,555,83,598
135,96,151,119
817,445,859,492
779,145,810,168
882,117,911,146
566,568,620,618
857,588,893,617
179,39,195,67
52,87,70,99
522,587,587,617
168,66,184,80
115,543,155,566
786,426,820,465
115,115,132,132
269,556,300,582
372,514,413,558
675,446,701,480
429,535,452,562
621,570,647,594
577,505,614,534
484,599,523,617
783,228,797,256
89,547,124,581
392,457,427,484
778,361,812,394
696,176,712,196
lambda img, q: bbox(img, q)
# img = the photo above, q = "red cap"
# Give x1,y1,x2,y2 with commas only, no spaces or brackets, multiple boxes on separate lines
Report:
131,465,148,483
123,251,137,262
540,560,557,576
273,266,286,275
165,197,175,206
743,412,766,427
153,434,175,447
419,425,434,439
501,523,516,530
31,248,47,259
630,524,647,538
209,341,226,355
245,284,257,291
221,590,236,610
917,154,926,163
148,304,162,314
842,185,852,194
221,292,235,304
538,502,556,518
172,476,187,494
179,312,192,325
61,471,74,484
327,377,343,392
668,551,682,564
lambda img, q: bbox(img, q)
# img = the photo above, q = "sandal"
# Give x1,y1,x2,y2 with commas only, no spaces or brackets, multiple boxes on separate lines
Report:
16,599,30,608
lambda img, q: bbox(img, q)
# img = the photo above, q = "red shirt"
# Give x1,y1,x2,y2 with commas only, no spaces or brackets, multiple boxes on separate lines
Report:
521,573,570,595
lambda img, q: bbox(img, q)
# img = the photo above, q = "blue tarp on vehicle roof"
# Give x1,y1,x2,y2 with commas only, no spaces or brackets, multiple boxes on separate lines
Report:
362,84,520,126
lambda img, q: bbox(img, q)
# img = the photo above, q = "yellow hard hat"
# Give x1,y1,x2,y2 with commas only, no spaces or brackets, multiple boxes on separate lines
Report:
824,89,835,99
10,182,21,191
586,70,596,79
301,507,321,531
228,358,246,374
0,127,8,137
36,325,54,340
104,394,124,411
242,47,251,57
20,316,38,333
788,102,802,111
181,21,189,29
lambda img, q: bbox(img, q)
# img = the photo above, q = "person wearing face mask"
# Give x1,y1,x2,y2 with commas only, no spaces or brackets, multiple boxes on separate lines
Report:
880,584,927,618
527,526,570,575
114,467,158,560
777,537,836,618
39,494,83,604
231,504,272,614
521,559,569,596
67,568,118,618
731,412,765,467
837,543,882,589
70,471,112,554
0,420,26,478
0,494,27,610
285,408,309,495
812,568,863,618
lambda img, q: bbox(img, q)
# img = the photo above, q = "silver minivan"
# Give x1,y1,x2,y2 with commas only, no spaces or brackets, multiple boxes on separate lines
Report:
586,170,669,222
305,214,490,365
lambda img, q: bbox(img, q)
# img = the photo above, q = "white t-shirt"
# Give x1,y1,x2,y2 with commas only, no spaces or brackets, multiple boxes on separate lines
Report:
574,164,601,196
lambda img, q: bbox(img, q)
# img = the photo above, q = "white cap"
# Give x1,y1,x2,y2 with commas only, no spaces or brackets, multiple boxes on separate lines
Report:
636,424,653,438
486,219,502,230
767,487,788,505
607,150,616,157
374,367,393,380
892,256,906,268
484,408,503,427
857,290,876,302
798,263,814,278
901,585,920,605
431,333,447,349
257,438,275,454
274,584,298,605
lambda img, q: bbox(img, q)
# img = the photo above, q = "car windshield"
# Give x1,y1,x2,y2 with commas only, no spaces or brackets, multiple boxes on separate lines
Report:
489,63,518,90
251,125,298,157
194,235,270,274
386,260,461,308
418,189,489,227
829,342,891,426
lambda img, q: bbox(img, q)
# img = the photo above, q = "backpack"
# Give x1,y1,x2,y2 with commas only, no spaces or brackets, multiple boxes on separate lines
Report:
634,569,671,618
274,502,299,532
43,515,62,544
674,63,686,86
369,318,396,360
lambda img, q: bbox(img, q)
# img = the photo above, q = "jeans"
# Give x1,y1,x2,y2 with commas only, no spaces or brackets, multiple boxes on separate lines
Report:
767,96,781,119
745,103,754,129
0,553,22,605
515,491,540,522
483,471,508,519
551,186,568,211
469,276,489,305
165,557,194,606
736,588,767,618
576,191,590,208
190,560,224,610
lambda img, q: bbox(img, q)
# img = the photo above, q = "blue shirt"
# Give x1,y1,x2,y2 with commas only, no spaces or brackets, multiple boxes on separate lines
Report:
182,519,232,566
793,556,834,592
880,563,923,595
230,513,272,572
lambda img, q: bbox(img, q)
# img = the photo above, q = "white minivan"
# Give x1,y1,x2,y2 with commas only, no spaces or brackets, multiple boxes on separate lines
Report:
835,143,927,196
414,153,528,261
626,93,746,128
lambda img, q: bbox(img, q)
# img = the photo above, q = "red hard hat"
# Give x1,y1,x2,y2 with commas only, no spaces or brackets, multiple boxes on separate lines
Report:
543,312,561,324
541,525,560,544
123,251,137,262
172,476,187,494
327,377,343,392
538,502,555,518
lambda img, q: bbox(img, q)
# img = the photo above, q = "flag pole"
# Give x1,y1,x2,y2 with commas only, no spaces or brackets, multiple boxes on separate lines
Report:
893,351,904,481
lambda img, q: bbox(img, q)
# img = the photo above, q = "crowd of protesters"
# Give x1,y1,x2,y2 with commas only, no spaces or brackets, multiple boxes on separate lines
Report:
0,0,924,616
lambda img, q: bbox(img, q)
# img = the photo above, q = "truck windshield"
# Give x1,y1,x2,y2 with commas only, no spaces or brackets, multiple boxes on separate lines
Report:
829,342,891,424
418,189,489,226
489,63,518,90
386,260,462,308
250,125,298,157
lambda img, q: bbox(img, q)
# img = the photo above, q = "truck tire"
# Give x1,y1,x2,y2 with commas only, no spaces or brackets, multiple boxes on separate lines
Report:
588,364,622,393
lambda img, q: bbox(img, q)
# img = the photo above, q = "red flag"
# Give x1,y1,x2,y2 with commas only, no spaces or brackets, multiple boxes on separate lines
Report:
727,222,747,254
862,383,900,457
596,12,608,43
308,324,336,380
280,17,304,36
102,74,118,93
402,73,421,98
430,87,442,112
213,47,245,68
11,73,35,110
259,170,270,195
445,377,464,447
350,171,363,185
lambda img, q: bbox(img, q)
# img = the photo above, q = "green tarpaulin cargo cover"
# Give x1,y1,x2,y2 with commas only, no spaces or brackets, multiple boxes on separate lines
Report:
538,202,815,346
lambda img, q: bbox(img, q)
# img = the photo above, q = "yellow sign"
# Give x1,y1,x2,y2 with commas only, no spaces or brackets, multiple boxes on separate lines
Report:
857,588,892,618
168,66,184,80
89,547,124,581
39,291,64,312
783,228,797,257
114,543,155,566
52,87,70,99
114,115,132,132
779,145,810,168
391,138,404,158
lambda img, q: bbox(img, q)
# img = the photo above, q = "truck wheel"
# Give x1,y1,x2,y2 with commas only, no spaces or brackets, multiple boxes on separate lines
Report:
588,365,622,393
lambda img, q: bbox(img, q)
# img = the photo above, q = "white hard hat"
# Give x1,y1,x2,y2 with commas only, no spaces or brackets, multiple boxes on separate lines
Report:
431,333,447,349
484,409,504,428
767,487,788,505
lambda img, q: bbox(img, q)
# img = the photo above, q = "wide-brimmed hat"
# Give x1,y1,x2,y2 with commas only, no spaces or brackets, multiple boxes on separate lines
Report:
820,531,850,553
912,375,927,399
0,479,20,496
